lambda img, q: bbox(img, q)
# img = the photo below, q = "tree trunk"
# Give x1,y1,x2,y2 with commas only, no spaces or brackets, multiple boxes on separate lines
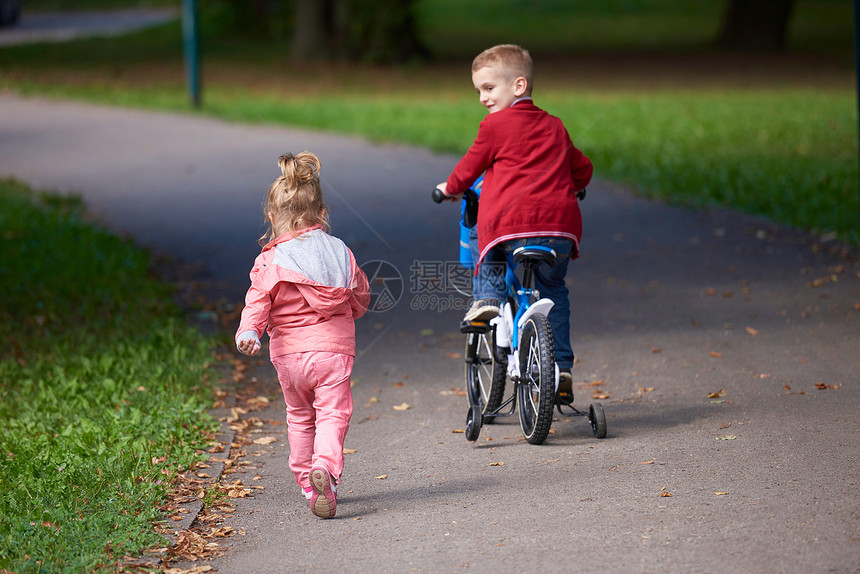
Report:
289,0,425,64
291,0,330,61
718,0,795,52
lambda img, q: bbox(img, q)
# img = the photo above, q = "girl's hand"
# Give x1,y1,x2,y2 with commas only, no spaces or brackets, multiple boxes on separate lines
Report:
237,335,261,356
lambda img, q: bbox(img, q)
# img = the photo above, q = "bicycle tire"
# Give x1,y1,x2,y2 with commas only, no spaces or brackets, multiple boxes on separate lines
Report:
517,313,556,444
464,328,507,422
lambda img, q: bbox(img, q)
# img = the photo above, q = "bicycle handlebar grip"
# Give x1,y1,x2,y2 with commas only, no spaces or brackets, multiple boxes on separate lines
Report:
431,187,446,203
577,188,587,201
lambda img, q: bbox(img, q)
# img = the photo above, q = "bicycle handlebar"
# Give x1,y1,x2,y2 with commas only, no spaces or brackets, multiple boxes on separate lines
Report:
431,187,447,203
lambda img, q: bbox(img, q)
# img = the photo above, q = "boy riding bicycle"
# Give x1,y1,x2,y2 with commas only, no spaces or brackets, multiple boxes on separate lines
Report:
436,44,593,403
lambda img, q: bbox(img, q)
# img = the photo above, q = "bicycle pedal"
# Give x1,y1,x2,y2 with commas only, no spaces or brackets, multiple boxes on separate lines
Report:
555,392,574,407
459,320,490,333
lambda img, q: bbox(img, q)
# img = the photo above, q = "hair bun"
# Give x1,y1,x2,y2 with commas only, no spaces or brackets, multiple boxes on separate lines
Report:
279,151,320,186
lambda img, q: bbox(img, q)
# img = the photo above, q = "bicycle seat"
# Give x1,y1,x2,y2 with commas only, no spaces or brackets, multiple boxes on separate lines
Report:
512,245,557,268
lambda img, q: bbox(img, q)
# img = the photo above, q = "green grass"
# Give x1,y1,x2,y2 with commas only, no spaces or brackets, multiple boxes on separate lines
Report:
1,0,857,243
0,179,218,573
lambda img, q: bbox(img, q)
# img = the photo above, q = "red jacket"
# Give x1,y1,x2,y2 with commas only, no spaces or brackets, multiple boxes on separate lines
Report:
236,225,370,357
446,100,593,263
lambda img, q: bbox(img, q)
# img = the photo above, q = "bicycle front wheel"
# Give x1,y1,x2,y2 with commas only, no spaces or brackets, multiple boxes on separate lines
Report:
465,328,507,421
518,314,555,444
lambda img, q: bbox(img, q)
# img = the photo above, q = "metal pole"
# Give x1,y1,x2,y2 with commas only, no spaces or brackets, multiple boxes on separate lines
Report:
182,0,200,109
855,0,859,222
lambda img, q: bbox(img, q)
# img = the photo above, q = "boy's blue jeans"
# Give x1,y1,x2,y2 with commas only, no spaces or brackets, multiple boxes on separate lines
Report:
469,226,574,370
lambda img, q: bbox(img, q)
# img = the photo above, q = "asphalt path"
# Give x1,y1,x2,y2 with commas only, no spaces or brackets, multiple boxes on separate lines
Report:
0,8,176,46
1,94,858,573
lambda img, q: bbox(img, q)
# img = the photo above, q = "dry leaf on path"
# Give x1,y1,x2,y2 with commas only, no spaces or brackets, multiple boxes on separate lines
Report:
343,448,358,454
376,475,388,480
489,462,504,466
393,402,411,411
716,435,737,440
815,382,839,390
709,351,723,358
714,492,729,496
745,326,759,335
707,389,726,399
253,437,277,445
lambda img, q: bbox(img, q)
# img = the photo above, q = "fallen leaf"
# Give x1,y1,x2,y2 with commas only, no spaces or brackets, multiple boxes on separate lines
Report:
745,326,759,336
446,352,462,359
489,462,504,466
660,491,673,497
393,381,405,388
815,382,839,390
252,437,277,445
393,402,411,411
592,391,610,400
714,492,729,496
707,389,726,399
757,373,772,379
716,435,737,440
709,351,723,358
343,448,358,454
635,460,654,465
636,387,655,398
375,475,388,480
588,380,604,387
651,347,662,353
705,288,717,296
452,429,465,434
357,414,378,424
369,396,379,403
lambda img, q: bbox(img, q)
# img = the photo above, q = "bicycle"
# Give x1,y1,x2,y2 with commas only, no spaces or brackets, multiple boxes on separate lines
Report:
432,180,607,445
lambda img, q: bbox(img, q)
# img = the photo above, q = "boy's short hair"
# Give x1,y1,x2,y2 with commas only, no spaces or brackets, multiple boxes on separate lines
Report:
472,44,533,94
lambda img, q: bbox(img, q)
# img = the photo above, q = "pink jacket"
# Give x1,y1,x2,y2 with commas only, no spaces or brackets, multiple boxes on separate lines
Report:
235,225,370,358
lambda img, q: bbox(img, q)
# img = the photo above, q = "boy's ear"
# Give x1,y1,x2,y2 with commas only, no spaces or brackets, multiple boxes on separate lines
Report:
513,76,528,97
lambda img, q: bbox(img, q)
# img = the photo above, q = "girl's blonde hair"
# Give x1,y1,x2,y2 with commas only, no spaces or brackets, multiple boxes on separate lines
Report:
260,151,330,245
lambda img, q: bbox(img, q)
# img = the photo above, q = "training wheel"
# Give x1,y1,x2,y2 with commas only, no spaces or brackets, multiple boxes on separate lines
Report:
465,405,482,442
589,403,607,439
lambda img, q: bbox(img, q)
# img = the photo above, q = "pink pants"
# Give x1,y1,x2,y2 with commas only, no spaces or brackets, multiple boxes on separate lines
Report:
271,351,354,489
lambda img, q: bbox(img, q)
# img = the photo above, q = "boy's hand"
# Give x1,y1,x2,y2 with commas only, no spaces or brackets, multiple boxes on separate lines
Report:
436,182,463,201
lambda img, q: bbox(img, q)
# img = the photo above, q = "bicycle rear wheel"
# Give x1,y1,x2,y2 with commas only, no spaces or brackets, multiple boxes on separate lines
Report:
517,314,555,444
465,328,507,421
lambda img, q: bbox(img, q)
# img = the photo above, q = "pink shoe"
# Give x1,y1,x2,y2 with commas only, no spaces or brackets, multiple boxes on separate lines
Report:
302,486,313,500
309,466,337,519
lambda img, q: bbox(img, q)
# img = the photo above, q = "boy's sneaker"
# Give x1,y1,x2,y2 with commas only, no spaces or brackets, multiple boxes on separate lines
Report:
556,369,574,406
309,465,337,519
463,298,501,322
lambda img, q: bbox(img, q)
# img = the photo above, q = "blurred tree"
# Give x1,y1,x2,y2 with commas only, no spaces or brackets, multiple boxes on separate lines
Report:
291,0,426,63
718,0,795,52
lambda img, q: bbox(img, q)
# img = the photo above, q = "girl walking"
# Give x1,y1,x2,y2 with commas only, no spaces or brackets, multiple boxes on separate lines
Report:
236,151,369,519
